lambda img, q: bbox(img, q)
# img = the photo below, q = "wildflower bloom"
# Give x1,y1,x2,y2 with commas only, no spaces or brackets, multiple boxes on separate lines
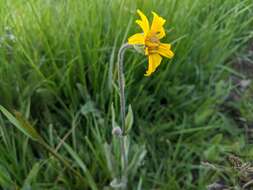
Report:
128,10,174,76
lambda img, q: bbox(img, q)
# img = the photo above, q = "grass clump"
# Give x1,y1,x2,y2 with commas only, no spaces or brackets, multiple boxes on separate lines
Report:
0,0,253,189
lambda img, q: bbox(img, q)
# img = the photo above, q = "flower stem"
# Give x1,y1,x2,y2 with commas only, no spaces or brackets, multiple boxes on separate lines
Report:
117,43,131,189
118,43,131,134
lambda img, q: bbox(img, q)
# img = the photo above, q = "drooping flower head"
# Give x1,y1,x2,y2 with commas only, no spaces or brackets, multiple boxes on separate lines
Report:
128,10,174,76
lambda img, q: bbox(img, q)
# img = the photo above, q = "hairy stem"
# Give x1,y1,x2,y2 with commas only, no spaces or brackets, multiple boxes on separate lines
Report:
117,43,131,189
118,43,131,134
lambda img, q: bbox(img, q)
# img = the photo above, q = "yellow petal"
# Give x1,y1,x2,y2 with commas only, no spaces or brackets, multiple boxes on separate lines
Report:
151,12,166,39
158,43,174,58
157,28,165,39
136,9,150,35
145,47,149,55
128,33,145,45
144,53,162,76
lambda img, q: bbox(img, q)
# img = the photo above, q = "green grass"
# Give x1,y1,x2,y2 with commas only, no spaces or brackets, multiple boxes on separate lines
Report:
0,0,253,189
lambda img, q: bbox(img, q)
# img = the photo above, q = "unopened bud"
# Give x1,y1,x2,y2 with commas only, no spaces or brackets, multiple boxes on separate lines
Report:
112,127,122,137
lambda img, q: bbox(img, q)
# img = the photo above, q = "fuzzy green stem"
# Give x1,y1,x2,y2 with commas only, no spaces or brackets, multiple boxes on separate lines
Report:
118,43,131,134
117,43,131,189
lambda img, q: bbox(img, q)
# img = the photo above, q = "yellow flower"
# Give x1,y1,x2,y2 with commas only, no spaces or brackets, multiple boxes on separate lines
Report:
128,10,174,76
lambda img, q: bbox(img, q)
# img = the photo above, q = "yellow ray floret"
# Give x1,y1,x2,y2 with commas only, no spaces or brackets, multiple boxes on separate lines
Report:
128,33,145,45
136,9,150,35
150,12,166,39
128,10,174,76
145,54,162,76
157,43,174,58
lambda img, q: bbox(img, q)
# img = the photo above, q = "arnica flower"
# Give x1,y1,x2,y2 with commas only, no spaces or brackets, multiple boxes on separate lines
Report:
128,10,174,76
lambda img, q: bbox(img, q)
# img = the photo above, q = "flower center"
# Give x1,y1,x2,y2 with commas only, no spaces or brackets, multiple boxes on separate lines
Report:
149,36,160,43
145,34,160,54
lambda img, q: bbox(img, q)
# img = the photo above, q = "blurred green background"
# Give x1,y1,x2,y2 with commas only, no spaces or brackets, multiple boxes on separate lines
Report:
0,0,253,189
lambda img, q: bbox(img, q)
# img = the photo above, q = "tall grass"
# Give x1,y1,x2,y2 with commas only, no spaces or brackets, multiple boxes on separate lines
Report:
0,0,253,189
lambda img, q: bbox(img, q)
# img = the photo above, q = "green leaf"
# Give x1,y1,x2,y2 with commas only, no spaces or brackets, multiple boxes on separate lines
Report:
81,101,100,117
21,162,41,190
63,142,98,190
0,166,14,188
127,145,146,176
204,146,219,161
0,106,41,141
125,105,133,134
211,134,223,144
194,108,214,125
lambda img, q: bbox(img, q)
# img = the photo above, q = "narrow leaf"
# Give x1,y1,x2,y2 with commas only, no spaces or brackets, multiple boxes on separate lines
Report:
21,162,41,190
63,142,98,190
125,105,133,134
0,106,41,141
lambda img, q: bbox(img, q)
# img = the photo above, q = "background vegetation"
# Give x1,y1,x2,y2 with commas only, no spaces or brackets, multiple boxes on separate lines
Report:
0,0,253,189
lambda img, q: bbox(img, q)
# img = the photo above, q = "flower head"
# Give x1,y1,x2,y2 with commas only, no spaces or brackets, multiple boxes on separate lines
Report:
128,10,174,76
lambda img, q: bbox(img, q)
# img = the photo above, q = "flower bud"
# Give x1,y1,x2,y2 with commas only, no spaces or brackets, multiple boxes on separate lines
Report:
112,127,122,137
